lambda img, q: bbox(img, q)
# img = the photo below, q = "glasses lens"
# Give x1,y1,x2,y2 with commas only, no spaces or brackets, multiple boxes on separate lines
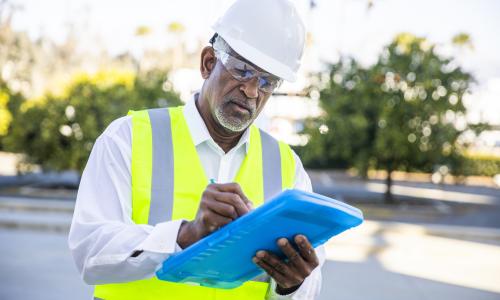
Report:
258,77,281,93
216,50,281,93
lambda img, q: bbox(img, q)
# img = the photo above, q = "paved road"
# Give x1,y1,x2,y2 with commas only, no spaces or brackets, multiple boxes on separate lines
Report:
1,225,499,300
4,170,500,229
308,171,500,204
308,171,500,228
320,259,499,300
1,172,499,299
0,229,92,300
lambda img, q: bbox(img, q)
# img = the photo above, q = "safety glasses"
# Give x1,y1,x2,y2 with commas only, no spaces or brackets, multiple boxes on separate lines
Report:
214,49,283,94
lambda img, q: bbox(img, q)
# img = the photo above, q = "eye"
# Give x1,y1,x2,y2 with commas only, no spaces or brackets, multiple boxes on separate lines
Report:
234,68,248,77
234,64,255,78
258,78,271,88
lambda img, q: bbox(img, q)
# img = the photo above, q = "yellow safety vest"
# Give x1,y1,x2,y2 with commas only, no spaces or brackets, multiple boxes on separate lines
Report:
93,106,296,300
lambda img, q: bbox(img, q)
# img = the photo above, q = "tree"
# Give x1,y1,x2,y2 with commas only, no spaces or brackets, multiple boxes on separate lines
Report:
4,69,182,173
0,80,24,151
0,3,38,97
0,85,12,138
300,33,474,203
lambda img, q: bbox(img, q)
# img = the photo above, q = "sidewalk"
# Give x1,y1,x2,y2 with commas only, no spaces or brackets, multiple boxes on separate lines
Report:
308,170,500,204
0,196,74,232
1,196,499,299
308,170,500,229
321,220,500,299
2,221,499,299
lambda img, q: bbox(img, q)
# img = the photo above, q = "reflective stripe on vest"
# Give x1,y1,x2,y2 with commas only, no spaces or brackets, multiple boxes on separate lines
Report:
148,108,174,224
146,108,283,225
94,106,296,300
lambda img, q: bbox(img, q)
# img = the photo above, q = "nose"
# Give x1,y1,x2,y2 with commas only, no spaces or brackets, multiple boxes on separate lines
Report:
239,77,259,99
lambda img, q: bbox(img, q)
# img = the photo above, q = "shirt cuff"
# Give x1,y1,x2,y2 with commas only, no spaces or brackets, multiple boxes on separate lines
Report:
135,219,185,254
266,279,298,300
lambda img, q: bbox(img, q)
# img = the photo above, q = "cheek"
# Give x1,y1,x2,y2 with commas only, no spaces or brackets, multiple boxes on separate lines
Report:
256,96,270,113
210,65,238,96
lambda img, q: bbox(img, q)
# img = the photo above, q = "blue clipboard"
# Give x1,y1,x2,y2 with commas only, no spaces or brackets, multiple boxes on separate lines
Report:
156,189,363,289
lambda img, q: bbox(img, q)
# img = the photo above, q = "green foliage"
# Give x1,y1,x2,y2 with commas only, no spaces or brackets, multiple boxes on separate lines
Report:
0,87,13,137
3,69,182,173
300,59,382,175
0,80,24,150
459,155,500,177
452,33,473,50
167,22,186,34
135,25,151,36
299,33,476,199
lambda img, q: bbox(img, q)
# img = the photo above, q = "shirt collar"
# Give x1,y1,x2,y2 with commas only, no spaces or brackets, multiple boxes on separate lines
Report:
183,93,251,154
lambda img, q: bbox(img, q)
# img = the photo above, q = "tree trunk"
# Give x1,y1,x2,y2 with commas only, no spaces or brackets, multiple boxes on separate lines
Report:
384,166,396,204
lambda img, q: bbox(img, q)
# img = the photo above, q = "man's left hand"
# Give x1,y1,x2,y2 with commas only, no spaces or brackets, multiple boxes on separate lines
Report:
252,235,319,295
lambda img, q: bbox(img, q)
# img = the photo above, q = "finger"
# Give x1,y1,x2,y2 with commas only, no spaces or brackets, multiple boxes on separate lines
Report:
205,198,238,219
212,190,250,216
201,210,233,232
214,183,253,209
253,256,291,288
255,250,290,276
277,238,309,272
294,235,319,266
203,188,249,216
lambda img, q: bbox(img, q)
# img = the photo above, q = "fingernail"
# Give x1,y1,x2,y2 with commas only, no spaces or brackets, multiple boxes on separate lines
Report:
256,251,266,258
252,257,259,263
278,238,287,246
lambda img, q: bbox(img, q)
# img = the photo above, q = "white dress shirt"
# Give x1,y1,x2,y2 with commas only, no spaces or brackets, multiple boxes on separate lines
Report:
68,95,325,299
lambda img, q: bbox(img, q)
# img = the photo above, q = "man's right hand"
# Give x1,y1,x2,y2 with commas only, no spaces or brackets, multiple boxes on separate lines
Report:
176,182,253,249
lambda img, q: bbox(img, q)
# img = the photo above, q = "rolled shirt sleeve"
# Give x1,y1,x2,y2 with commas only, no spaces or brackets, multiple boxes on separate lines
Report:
68,117,183,284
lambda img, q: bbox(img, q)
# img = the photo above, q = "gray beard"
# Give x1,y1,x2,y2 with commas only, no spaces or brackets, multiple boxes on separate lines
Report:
214,103,255,132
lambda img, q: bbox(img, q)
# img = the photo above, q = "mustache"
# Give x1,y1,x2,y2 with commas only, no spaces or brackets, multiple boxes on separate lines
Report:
224,97,256,113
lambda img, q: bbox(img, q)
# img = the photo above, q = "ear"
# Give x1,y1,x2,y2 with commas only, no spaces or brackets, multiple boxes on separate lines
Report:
200,46,217,79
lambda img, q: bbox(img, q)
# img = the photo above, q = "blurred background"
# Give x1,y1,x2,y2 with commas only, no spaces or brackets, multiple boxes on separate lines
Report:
0,0,499,299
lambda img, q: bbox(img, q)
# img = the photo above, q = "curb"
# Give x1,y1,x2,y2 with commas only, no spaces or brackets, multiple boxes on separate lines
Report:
0,196,75,213
0,219,70,233
362,220,500,241
0,196,73,233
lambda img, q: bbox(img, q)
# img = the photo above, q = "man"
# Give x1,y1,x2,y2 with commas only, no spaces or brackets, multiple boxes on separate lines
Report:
69,0,325,299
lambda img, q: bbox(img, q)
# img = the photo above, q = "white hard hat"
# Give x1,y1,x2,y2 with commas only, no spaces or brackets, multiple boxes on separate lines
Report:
212,0,306,82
